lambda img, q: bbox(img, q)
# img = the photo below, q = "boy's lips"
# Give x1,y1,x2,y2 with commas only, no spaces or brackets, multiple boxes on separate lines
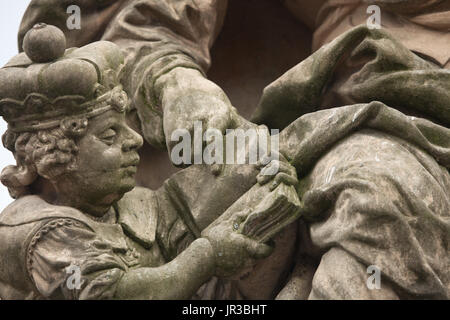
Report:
121,156,140,168
121,162,138,176
123,166,138,174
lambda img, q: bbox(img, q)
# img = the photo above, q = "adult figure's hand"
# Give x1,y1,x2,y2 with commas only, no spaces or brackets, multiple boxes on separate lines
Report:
155,67,239,166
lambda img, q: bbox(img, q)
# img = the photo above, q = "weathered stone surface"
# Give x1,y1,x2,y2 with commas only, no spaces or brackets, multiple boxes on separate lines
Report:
23,23,66,63
0,1,448,300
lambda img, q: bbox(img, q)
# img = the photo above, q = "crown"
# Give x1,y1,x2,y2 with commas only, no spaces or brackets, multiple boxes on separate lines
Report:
0,23,128,133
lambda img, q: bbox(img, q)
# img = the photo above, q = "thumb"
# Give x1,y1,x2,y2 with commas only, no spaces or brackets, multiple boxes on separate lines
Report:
242,237,274,259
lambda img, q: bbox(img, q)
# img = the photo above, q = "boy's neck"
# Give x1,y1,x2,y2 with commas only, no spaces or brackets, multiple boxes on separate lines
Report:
34,177,116,219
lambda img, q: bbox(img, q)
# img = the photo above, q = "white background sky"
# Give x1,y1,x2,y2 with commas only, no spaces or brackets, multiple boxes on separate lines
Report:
0,1,31,211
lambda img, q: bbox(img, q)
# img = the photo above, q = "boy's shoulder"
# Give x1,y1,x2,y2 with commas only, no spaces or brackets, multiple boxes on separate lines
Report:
0,187,157,226
0,187,160,249
0,195,89,227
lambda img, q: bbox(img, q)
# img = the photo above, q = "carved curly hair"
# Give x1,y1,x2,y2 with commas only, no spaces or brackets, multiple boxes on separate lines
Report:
1,118,88,198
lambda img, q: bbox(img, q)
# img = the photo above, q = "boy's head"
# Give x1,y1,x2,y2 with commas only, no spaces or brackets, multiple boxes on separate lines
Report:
0,24,143,214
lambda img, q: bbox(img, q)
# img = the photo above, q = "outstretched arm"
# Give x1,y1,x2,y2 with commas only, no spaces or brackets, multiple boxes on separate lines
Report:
115,238,215,300
19,0,231,151
29,217,270,300
101,0,232,151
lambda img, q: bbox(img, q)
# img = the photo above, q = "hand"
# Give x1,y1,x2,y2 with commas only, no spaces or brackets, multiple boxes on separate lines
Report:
201,210,273,278
156,68,238,166
256,152,298,191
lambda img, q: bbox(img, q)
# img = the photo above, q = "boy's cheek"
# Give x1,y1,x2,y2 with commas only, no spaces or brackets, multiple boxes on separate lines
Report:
79,140,123,172
99,148,123,170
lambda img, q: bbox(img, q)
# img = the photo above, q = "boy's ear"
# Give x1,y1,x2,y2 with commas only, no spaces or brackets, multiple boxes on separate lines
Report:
1,165,37,187
1,164,38,198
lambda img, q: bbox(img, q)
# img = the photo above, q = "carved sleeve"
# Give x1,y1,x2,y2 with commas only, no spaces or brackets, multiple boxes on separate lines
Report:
27,218,127,300
18,0,229,148
101,0,229,148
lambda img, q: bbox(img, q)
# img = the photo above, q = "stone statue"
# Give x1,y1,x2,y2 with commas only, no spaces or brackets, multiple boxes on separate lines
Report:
0,0,449,300
0,24,289,299
17,0,450,188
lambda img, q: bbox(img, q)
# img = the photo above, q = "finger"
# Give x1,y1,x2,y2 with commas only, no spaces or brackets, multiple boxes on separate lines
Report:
257,150,290,167
277,161,297,178
257,154,276,168
232,209,251,226
260,157,293,176
276,172,298,185
257,160,283,185
258,161,298,186
257,172,273,186
260,160,279,176
243,237,274,259
269,172,299,191
206,109,234,134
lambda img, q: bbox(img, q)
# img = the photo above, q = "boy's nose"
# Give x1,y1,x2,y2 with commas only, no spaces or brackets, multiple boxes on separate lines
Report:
122,128,144,152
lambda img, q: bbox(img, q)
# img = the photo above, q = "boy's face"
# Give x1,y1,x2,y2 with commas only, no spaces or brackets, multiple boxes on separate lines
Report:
56,109,144,214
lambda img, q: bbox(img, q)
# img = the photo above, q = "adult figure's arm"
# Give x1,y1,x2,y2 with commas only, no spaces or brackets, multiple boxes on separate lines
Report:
19,0,234,153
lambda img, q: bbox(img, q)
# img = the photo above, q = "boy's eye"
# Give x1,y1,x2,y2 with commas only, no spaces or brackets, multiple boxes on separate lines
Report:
98,129,116,144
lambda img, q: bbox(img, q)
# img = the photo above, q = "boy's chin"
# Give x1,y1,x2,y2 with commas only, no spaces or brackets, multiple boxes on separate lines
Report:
118,177,137,194
86,177,137,205
119,180,136,192
101,182,135,206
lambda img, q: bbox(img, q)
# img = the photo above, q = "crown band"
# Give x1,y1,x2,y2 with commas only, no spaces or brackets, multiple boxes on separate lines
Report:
9,104,113,133
4,86,129,133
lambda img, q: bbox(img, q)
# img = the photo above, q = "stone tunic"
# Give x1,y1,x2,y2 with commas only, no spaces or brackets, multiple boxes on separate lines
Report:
0,187,168,299
0,174,297,300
